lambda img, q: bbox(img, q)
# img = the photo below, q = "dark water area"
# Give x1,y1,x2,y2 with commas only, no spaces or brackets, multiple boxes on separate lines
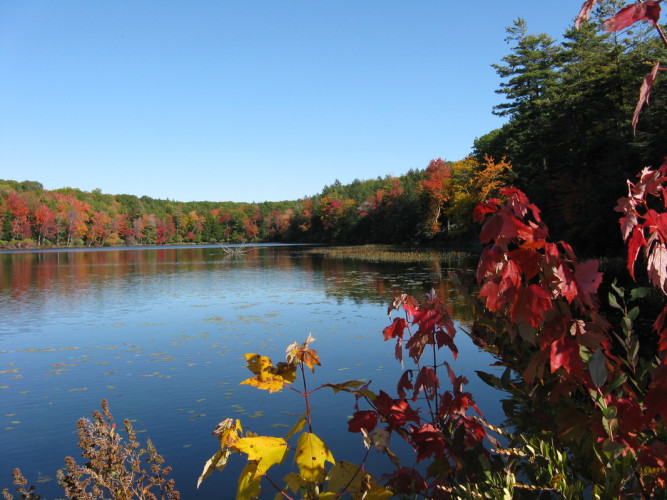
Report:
0,245,503,498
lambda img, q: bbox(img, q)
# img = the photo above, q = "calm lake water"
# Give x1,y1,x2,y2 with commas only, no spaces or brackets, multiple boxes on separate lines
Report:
0,244,503,498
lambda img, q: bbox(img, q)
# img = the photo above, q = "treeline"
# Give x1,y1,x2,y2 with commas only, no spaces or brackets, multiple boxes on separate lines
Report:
0,155,512,248
473,10,667,255
3,4,664,254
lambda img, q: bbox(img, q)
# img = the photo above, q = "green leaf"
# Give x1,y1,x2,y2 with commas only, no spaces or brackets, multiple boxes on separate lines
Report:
621,317,632,335
605,373,627,395
627,306,640,321
476,370,503,389
607,292,622,310
630,287,649,300
602,406,617,420
587,349,607,388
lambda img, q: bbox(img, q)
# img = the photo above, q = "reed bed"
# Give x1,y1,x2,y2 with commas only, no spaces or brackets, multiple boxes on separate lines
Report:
305,244,472,264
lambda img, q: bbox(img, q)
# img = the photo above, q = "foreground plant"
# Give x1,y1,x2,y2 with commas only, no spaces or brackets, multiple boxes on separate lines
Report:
197,333,392,499
57,399,180,500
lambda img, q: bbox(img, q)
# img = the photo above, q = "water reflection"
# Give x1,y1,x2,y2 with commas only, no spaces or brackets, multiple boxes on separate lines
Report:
0,245,495,498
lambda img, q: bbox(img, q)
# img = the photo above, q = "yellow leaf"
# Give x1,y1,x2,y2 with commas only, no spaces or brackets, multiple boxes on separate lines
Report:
282,472,306,494
295,432,335,483
196,449,231,488
363,481,394,499
212,418,242,449
318,493,337,499
233,436,289,478
237,462,261,500
284,412,307,441
240,354,296,393
327,461,363,493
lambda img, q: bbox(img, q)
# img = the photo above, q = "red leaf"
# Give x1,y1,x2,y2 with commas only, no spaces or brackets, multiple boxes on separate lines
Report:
633,62,660,134
397,370,414,400
347,410,378,433
510,284,552,328
550,337,585,377
454,414,487,448
412,366,439,402
383,317,407,341
411,423,446,461
374,390,394,416
627,226,647,279
386,400,421,429
576,0,599,29
604,1,663,32
574,259,603,306
383,467,427,494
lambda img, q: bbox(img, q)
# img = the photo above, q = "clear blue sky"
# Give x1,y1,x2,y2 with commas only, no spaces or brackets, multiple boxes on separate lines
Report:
1,1,584,203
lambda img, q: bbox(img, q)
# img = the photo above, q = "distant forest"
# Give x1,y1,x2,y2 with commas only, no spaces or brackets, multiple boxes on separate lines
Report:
2,13,665,256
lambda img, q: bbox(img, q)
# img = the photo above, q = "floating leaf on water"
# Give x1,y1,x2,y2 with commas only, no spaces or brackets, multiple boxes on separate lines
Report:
183,444,192,448
0,386,9,389
20,391,29,394
11,421,19,424
338,367,350,371
35,476,52,484
106,386,116,390
196,398,206,403
270,423,289,428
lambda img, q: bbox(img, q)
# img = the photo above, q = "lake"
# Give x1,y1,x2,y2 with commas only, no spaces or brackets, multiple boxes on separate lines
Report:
0,244,503,498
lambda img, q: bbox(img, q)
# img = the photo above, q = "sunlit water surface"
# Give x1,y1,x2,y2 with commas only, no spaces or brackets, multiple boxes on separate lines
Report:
1,245,503,498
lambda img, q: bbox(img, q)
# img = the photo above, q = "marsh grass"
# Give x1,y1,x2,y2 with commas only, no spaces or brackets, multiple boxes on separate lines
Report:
306,244,472,264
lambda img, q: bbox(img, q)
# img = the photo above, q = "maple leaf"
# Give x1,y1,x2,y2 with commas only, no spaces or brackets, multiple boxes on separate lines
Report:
453,414,487,448
237,462,261,500
397,370,414,400
294,432,335,483
240,353,297,393
647,243,667,293
412,366,439,402
386,399,421,430
232,436,289,479
604,1,663,32
576,0,599,29
550,337,585,378
411,423,446,461
627,227,648,279
509,283,552,328
574,259,603,307
633,62,660,134
286,333,321,372
383,317,407,341
382,467,427,494
347,410,378,433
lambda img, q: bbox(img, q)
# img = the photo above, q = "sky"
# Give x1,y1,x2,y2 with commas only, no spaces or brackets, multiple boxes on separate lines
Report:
1,1,586,203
